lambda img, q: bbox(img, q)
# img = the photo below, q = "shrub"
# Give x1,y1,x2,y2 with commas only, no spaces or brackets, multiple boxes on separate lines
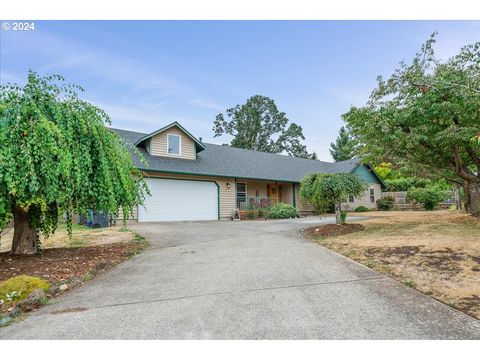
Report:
384,177,432,191
339,210,347,224
354,206,369,212
0,275,50,304
246,208,257,220
377,196,395,211
267,203,300,219
257,207,270,218
407,186,445,210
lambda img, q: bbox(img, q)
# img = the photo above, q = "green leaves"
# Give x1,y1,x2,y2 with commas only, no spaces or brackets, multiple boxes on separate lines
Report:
342,33,480,194
213,95,316,159
0,71,148,237
329,126,358,161
300,173,368,213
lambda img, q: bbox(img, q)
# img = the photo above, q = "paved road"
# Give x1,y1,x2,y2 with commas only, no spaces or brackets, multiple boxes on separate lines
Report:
1,217,479,339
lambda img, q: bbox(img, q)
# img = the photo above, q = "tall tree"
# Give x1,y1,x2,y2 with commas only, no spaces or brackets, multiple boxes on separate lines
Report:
0,72,149,254
342,34,480,215
213,95,316,159
329,126,358,161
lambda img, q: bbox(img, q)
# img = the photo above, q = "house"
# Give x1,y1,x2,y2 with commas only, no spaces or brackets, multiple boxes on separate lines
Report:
112,122,385,222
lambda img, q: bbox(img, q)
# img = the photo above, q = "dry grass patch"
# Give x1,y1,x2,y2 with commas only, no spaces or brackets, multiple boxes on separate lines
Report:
0,223,134,253
305,210,480,319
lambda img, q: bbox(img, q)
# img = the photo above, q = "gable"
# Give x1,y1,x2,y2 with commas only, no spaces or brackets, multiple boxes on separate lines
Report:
149,126,197,160
352,164,386,189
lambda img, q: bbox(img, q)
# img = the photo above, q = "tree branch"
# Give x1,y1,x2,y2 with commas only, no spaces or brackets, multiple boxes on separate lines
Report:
452,146,477,181
465,146,480,170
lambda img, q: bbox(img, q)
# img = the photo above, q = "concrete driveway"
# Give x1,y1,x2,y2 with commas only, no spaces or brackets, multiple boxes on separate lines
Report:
1,217,479,339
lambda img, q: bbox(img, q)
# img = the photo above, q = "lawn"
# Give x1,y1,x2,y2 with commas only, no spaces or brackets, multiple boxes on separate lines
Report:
304,210,480,319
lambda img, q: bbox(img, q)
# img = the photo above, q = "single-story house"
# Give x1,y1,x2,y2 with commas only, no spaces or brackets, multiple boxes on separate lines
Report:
112,122,385,222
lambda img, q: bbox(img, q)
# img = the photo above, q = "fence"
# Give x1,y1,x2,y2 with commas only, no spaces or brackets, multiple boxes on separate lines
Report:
381,191,456,206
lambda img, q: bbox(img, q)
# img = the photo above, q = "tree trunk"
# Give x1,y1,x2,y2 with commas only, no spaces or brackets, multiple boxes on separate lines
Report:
335,202,341,225
12,206,37,255
454,184,462,211
468,181,480,216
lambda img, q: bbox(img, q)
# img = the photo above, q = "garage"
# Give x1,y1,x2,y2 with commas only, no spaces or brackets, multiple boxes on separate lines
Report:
138,178,219,222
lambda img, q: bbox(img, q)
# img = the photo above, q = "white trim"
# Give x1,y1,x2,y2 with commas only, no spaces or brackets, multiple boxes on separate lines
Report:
236,181,247,205
167,133,182,156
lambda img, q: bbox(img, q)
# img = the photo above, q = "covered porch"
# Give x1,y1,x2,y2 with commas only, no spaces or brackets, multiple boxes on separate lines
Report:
235,180,295,210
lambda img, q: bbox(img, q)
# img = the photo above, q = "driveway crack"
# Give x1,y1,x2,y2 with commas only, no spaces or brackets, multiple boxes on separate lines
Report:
56,275,387,312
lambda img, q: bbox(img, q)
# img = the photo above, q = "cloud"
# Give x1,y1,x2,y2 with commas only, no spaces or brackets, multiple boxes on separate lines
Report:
3,29,188,97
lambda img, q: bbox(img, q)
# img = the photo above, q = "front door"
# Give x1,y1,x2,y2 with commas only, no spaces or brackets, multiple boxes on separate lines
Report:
268,183,278,206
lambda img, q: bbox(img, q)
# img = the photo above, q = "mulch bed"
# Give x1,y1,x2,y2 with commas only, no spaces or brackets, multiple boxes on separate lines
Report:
0,242,147,284
303,223,365,238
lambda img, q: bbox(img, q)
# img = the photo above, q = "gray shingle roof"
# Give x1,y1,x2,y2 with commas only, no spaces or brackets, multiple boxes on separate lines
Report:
111,128,361,183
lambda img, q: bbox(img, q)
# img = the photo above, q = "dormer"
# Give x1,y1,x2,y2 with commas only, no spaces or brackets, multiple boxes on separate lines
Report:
134,122,205,160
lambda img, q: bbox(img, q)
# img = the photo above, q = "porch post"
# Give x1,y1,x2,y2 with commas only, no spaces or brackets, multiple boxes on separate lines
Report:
292,182,296,208
275,181,278,203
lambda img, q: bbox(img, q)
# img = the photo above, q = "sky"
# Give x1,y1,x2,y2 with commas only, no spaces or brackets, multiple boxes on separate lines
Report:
1,20,479,161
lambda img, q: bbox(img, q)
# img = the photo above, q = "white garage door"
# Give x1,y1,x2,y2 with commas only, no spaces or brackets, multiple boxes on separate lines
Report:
138,178,218,222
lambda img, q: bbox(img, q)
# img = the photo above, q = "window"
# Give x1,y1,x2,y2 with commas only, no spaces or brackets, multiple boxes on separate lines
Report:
236,182,247,204
370,188,375,203
167,134,181,155
349,195,354,203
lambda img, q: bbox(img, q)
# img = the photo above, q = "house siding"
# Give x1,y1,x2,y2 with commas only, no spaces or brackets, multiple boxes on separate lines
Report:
343,183,382,210
282,183,294,206
117,206,139,222
149,126,196,160
352,164,380,184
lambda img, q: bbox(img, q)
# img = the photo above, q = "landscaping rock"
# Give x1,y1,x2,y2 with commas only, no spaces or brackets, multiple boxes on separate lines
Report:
15,289,47,312
68,275,83,287
0,315,12,326
59,284,68,292
8,306,20,317
48,285,60,296
28,288,47,301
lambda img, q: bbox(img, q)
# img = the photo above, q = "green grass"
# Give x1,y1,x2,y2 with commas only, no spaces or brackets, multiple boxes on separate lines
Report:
403,279,416,288
82,271,96,282
133,234,146,242
0,275,50,304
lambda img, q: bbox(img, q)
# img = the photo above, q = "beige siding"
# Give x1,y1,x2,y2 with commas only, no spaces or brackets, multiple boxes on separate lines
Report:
117,206,138,221
240,181,293,206
244,181,268,198
281,183,294,205
343,183,382,210
149,126,196,160
143,172,235,220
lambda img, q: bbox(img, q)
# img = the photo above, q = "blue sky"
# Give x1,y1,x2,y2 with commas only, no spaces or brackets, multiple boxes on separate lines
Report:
1,21,479,161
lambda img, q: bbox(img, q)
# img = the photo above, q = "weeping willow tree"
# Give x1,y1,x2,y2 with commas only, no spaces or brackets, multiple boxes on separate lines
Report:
0,72,148,255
